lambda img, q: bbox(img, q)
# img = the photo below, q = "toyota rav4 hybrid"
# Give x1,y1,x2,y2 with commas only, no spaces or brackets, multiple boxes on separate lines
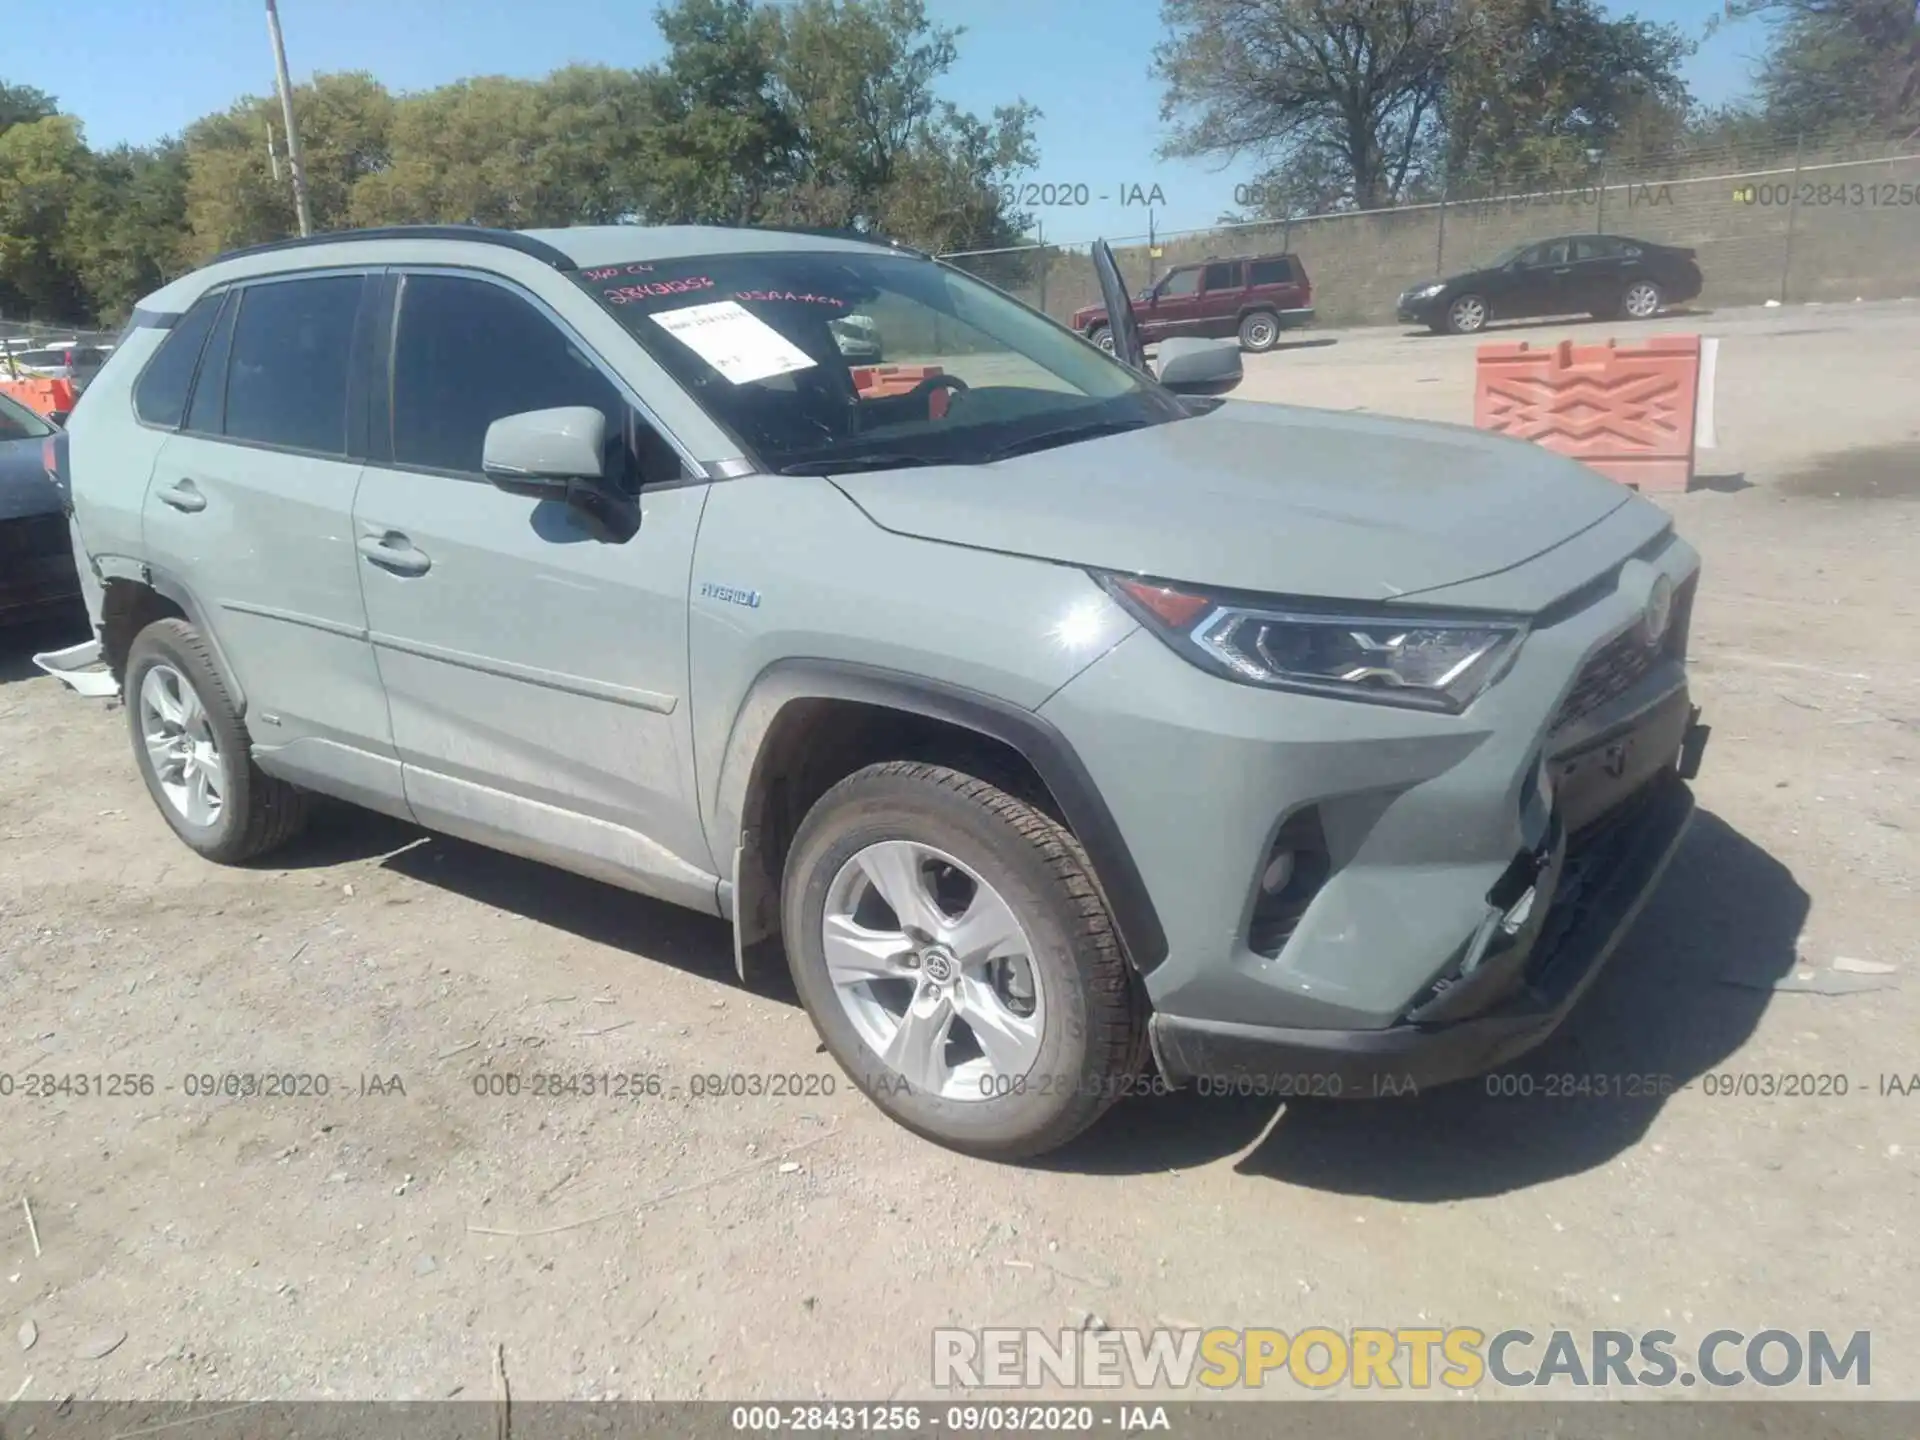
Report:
48,222,1708,1160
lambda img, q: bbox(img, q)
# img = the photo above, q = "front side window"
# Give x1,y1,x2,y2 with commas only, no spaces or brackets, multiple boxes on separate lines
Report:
389,273,681,489
573,250,1188,474
1159,267,1202,298
133,292,224,429
222,275,363,454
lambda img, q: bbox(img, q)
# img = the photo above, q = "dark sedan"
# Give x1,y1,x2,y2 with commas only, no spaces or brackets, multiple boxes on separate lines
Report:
1396,234,1703,335
0,390,83,626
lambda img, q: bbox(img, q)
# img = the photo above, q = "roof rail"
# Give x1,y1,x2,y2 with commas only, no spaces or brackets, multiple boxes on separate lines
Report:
211,225,577,271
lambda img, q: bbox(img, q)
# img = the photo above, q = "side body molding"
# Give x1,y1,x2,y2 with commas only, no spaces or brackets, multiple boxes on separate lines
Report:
711,658,1169,982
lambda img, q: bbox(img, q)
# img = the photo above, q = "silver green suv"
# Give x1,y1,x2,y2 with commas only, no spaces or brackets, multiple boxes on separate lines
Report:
53,223,1708,1159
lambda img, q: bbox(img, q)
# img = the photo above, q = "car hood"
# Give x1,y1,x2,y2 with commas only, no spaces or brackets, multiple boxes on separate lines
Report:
828,400,1638,605
0,437,61,523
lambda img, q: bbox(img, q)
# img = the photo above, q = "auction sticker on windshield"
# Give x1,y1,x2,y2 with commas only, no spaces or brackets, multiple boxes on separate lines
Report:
651,300,817,385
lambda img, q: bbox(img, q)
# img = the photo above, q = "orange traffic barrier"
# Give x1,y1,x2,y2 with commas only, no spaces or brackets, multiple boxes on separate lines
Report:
0,375,78,420
851,363,950,419
1474,336,1701,493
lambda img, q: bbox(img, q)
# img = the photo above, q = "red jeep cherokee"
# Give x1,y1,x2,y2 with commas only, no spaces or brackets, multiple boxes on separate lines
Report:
1072,252,1314,354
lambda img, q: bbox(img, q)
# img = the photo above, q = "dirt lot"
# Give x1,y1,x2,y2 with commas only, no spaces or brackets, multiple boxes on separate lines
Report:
2,299,1916,1406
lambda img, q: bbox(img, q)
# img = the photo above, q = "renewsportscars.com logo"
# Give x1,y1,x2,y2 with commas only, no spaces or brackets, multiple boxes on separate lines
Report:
931,1326,1871,1391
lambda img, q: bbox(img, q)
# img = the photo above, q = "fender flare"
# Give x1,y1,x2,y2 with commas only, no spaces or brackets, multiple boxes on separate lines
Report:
99,559,249,714
713,658,1169,976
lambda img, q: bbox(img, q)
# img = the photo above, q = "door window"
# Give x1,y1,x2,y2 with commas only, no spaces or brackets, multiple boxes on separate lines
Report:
1573,237,1620,261
133,291,225,429
222,275,364,454
1158,268,1202,298
389,273,682,490
1201,262,1243,290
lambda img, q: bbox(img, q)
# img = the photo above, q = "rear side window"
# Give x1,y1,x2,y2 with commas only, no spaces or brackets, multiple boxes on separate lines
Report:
1249,258,1295,285
1201,262,1242,290
185,292,239,436
133,293,224,428
222,275,363,455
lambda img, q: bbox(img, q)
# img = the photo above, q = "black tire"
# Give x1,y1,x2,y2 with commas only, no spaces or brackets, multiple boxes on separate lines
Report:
1237,310,1281,352
1445,294,1490,335
781,761,1146,1161
125,617,310,863
1087,324,1114,352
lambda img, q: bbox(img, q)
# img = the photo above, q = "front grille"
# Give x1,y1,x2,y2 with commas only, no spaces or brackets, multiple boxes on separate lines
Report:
0,512,69,558
1551,573,1696,732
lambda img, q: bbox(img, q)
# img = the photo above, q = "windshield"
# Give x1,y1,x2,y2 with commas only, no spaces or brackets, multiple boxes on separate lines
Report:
573,250,1189,473
0,390,54,440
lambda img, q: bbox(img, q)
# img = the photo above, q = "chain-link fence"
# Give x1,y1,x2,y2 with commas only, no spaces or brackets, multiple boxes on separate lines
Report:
1,319,119,381
941,127,1920,329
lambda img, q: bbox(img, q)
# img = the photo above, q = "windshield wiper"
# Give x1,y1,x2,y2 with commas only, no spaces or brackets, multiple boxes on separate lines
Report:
979,419,1154,463
773,452,954,476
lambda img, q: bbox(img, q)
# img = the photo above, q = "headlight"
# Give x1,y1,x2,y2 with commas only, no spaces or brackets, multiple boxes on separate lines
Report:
1097,573,1529,712
1412,282,1446,299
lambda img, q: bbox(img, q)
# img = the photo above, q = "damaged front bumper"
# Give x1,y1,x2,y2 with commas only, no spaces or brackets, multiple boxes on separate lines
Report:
1149,703,1710,1096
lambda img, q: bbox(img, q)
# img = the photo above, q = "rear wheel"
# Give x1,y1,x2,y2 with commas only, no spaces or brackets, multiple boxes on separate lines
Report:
1446,294,1489,334
781,762,1146,1161
1087,324,1114,353
125,618,310,863
1237,310,1281,352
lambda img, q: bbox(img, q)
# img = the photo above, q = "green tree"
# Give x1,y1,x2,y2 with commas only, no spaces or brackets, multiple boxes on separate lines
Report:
67,139,192,322
0,82,58,137
182,72,394,261
1439,0,1691,189
1740,0,1920,137
0,114,90,321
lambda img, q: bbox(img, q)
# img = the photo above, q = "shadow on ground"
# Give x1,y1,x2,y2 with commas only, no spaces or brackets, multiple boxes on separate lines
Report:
1043,809,1805,1192
268,799,752,993
0,609,90,685
1402,306,1714,341
84,738,1803,1195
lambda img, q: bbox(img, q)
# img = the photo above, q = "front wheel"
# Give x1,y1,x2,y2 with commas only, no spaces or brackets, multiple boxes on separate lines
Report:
1087,324,1114,353
1446,294,1490,334
781,762,1146,1160
125,618,310,863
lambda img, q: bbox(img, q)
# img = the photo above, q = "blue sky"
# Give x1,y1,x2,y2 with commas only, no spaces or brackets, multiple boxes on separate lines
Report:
16,0,1773,242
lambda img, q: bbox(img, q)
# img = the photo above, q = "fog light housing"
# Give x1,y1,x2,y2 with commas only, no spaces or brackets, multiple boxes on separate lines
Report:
1248,808,1332,958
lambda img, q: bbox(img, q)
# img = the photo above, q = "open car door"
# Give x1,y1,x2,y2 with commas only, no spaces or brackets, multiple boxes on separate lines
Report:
1091,239,1148,375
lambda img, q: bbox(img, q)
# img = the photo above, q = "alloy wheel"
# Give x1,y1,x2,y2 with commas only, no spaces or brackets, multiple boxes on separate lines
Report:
1624,282,1662,318
1449,296,1487,333
820,839,1046,1101
138,663,227,827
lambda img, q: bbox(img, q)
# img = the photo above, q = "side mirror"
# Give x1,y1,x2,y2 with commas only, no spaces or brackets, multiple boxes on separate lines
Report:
1154,337,1243,396
482,406,609,496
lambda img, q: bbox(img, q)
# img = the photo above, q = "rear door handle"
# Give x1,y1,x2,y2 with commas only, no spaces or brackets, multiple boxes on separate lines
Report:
356,532,432,577
1551,267,1574,275
156,479,207,513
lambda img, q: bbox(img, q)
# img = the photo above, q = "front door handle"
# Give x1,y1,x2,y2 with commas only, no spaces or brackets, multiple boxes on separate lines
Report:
156,479,207,513
356,532,432,577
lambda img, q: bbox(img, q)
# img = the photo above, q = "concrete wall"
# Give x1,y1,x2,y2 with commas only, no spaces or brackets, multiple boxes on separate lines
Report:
947,140,1920,331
